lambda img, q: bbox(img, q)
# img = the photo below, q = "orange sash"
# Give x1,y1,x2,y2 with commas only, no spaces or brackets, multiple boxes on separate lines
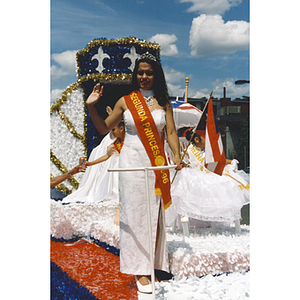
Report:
113,138,123,153
124,90,172,210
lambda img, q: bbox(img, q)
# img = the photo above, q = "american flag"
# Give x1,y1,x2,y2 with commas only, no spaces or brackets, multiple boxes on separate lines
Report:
204,98,226,175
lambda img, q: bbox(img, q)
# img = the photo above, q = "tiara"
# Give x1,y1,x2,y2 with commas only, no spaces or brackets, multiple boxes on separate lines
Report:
137,51,158,62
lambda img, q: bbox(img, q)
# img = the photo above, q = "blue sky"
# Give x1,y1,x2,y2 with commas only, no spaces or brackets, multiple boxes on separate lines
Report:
51,0,250,103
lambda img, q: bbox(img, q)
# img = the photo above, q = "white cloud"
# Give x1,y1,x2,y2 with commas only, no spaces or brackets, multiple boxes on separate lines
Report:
189,14,249,57
167,77,249,99
192,88,210,98
149,34,178,56
180,0,242,15
50,89,64,104
210,78,249,98
163,65,185,84
167,83,186,97
179,78,249,100
168,84,211,99
163,65,186,97
51,50,78,80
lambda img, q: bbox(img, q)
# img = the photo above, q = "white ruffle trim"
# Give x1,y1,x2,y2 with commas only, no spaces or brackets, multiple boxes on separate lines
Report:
50,199,250,279
50,199,120,248
170,250,249,279
155,271,250,299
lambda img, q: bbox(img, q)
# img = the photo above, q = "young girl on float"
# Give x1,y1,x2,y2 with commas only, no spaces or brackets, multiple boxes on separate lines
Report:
168,128,250,226
86,120,125,167
61,118,125,205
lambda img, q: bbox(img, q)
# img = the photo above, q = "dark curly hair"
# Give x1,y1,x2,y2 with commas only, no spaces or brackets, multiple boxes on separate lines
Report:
131,54,169,107
185,128,200,144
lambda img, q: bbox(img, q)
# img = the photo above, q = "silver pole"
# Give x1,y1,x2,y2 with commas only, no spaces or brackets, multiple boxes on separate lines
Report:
108,165,177,172
108,165,177,298
144,168,156,297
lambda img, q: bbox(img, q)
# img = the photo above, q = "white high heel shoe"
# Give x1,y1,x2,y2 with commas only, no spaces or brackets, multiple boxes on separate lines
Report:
137,291,154,299
136,276,152,293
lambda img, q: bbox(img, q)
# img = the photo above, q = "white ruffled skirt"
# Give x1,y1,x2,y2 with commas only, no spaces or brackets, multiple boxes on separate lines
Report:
168,167,250,223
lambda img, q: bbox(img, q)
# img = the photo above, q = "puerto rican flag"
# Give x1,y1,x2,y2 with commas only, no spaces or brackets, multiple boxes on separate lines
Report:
171,100,202,134
204,98,226,176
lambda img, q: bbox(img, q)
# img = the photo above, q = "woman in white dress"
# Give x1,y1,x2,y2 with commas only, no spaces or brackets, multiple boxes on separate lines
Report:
169,129,250,224
86,53,182,294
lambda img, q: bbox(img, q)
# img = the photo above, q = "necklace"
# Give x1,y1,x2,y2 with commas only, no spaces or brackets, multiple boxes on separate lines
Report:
140,88,155,107
144,96,154,107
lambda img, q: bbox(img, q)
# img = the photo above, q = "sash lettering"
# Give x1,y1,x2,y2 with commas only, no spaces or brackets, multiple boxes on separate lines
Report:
114,138,123,153
124,90,172,210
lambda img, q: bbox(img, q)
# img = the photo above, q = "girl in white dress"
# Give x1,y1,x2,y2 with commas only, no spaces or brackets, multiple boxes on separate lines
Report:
61,120,125,204
169,129,250,223
86,53,182,294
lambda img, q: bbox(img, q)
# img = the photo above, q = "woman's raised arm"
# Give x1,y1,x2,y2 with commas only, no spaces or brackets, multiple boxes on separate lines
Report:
86,83,125,134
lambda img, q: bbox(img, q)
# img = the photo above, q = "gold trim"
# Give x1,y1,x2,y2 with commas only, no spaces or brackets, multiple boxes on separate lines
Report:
76,36,160,81
77,72,132,83
163,199,172,211
50,174,72,195
224,173,250,190
50,82,80,113
50,150,79,190
56,108,84,141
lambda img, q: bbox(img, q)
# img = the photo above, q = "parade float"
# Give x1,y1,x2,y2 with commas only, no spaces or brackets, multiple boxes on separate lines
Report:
50,37,250,299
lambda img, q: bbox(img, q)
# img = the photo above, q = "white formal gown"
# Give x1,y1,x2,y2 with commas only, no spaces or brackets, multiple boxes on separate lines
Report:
62,132,119,204
119,108,169,275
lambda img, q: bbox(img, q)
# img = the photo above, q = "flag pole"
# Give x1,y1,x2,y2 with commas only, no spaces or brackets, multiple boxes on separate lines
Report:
171,91,213,184
185,91,212,148
184,77,189,102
